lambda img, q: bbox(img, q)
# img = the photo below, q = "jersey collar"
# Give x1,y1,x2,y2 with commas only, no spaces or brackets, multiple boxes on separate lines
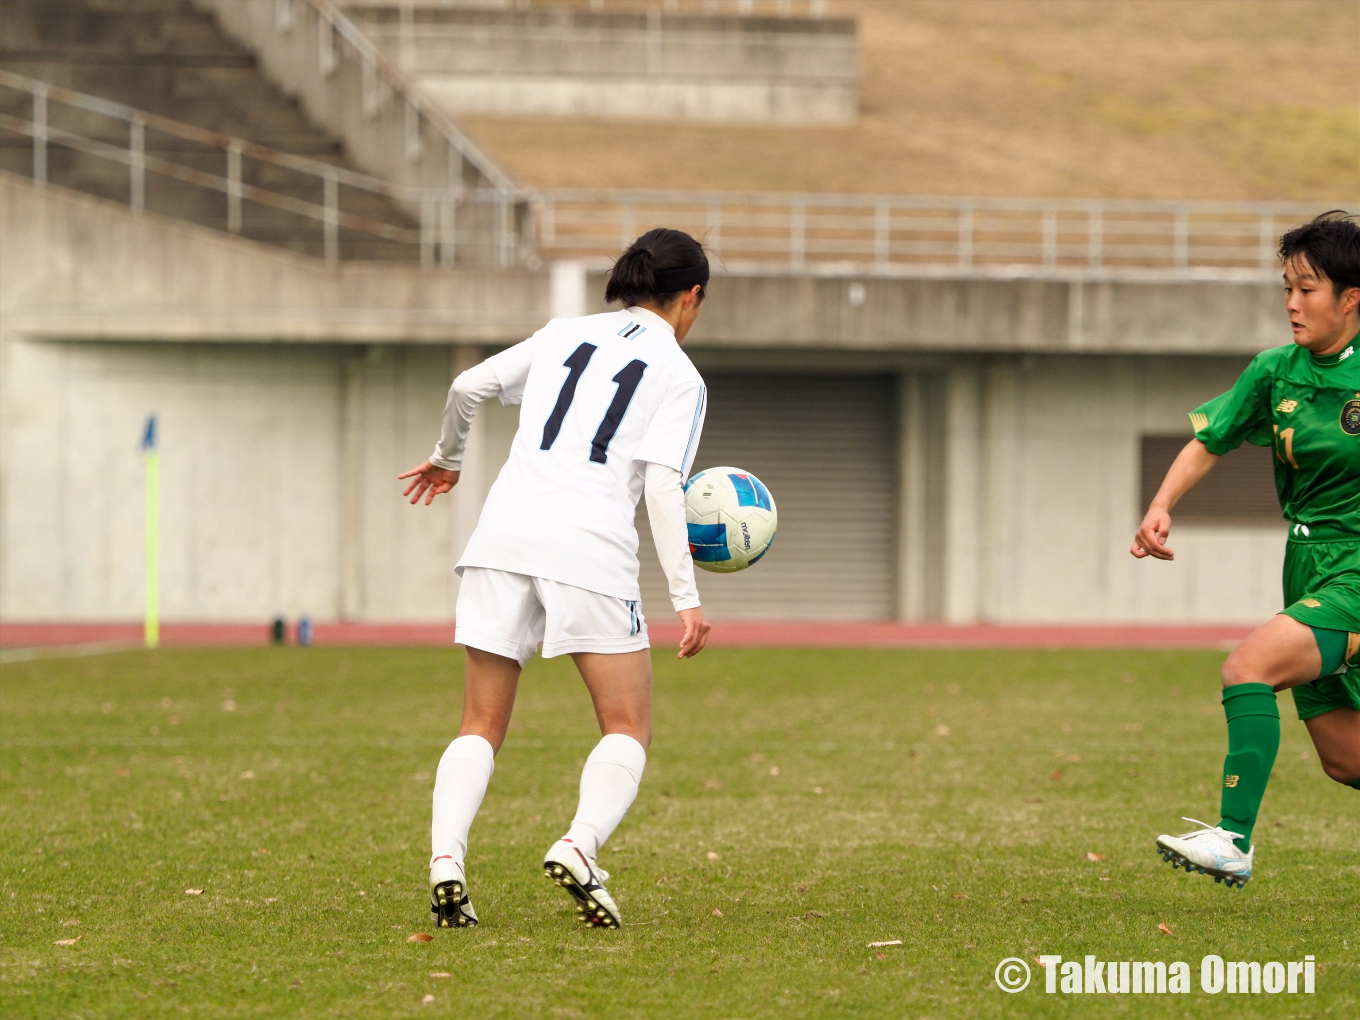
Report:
1310,339,1357,367
624,306,676,340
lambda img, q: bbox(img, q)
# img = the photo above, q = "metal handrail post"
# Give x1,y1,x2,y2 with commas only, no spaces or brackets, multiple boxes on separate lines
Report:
227,139,243,233
319,14,336,75
1087,205,1102,270
420,194,433,268
323,168,339,264
441,193,456,267
540,194,556,249
958,200,974,270
874,202,889,270
1042,207,1057,270
32,82,46,188
130,114,145,213
1259,212,1275,269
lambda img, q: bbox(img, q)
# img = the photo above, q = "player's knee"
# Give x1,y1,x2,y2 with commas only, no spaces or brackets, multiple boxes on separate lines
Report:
1220,651,1253,688
1319,757,1360,785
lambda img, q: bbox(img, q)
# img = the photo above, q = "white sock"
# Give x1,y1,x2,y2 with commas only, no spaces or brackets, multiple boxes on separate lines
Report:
563,733,647,861
430,734,495,870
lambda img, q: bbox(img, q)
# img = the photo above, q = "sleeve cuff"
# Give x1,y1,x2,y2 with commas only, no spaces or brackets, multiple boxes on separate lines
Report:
430,450,461,471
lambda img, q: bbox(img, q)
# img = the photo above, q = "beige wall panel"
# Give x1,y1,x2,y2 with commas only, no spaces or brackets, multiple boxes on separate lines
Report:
1,340,345,621
0,339,522,624
974,353,1286,623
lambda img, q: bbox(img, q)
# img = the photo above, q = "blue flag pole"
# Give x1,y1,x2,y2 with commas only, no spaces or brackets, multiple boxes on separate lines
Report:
140,415,159,649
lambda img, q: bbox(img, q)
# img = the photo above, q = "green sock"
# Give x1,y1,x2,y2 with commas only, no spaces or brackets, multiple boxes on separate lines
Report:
1218,683,1280,852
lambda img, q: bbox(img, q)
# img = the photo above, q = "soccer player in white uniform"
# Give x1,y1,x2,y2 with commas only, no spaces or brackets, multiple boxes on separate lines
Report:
398,228,712,930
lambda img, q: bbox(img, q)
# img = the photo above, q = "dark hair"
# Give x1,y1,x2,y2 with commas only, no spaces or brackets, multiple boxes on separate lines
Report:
1278,211,1360,297
604,228,709,308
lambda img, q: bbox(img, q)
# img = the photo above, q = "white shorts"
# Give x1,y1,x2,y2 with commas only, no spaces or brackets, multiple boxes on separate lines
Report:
454,567,649,667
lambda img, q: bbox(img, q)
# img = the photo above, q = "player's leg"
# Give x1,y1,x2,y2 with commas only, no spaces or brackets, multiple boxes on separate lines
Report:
1156,613,1317,886
564,649,652,859
430,569,545,928
1303,707,1360,786
1217,614,1320,841
536,580,651,928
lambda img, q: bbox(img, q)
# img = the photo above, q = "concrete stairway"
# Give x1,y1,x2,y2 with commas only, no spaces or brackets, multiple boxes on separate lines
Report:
0,0,450,261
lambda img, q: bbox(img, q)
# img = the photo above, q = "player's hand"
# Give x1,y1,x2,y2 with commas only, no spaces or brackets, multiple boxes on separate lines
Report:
676,607,710,659
1131,505,1174,560
398,461,459,505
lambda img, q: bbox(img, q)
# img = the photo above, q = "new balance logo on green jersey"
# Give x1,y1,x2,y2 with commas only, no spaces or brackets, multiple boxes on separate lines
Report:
1276,399,1298,413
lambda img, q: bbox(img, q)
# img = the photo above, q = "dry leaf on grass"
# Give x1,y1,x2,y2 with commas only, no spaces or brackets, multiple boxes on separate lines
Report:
53,935,82,946
429,972,452,979
1086,852,1106,862
184,889,204,896
407,933,434,943
711,908,724,916
875,951,887,961
866,940,902,948
1050,771,1064,780
952,894,970,900
1158,922,1174,936
769,766,781,776
706,851,721,860
421,994,436,1004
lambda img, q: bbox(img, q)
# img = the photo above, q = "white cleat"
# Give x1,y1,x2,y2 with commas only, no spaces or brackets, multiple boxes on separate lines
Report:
429,856,479,928
1155,818,1254,889
542,839,622,929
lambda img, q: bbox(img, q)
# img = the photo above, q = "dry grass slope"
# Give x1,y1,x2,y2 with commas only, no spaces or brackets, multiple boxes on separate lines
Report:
461,0,1360,200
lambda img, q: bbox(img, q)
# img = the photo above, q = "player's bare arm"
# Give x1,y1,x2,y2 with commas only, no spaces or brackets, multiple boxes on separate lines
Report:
1131,439,1219,560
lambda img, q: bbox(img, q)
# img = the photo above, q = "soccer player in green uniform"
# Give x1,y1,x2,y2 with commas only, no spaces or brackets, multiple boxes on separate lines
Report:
1133,212,1360,887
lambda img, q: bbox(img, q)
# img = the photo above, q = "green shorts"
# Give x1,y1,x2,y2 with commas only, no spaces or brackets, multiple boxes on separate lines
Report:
1280,540,1360,720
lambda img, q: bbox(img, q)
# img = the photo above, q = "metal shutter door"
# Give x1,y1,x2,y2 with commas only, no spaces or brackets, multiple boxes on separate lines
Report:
636,373,897,621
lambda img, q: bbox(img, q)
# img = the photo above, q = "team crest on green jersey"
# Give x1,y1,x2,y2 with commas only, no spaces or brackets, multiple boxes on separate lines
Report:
1343,395,1360,436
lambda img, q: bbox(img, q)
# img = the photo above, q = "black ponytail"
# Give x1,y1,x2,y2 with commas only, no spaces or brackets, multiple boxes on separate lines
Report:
604,227,709,308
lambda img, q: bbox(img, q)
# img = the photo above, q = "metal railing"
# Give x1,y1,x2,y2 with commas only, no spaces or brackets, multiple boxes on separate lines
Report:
296,0,516,192
0,68,509,265
4,75,1349,278
531,189,1353,277
341,0,829,16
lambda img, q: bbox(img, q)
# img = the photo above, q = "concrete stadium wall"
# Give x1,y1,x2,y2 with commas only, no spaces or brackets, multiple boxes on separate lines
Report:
346,5,859,124
1,175,1296,625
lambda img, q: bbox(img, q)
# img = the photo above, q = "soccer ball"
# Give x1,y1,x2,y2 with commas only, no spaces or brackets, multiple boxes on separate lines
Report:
684,466,777,573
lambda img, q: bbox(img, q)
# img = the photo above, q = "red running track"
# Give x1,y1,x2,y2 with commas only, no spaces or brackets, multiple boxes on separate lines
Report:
0,620,1253,650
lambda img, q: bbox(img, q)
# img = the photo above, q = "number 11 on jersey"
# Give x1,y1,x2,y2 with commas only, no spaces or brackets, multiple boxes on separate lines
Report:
540,343,649,465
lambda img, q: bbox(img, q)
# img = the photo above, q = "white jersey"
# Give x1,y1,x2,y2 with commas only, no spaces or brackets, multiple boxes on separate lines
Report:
457,307,707,600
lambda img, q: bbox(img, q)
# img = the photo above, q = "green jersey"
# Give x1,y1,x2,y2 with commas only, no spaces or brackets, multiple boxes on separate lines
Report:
1191,337,1360,542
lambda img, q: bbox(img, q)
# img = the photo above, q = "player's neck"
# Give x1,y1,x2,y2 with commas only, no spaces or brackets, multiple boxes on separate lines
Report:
1311,320,1360,358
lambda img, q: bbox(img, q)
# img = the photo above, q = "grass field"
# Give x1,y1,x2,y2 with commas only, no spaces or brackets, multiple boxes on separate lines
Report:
2,645,1357,1018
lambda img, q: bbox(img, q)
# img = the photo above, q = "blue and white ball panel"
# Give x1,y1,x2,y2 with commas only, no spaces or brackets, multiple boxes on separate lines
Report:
683,466,778,574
